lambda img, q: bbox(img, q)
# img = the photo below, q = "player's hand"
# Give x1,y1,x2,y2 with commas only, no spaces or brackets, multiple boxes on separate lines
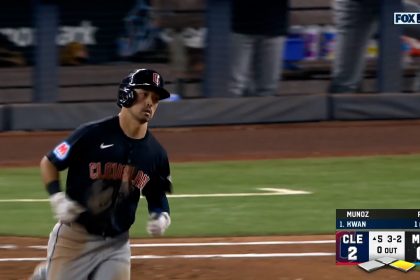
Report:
49,192,85,223
147,212,171,237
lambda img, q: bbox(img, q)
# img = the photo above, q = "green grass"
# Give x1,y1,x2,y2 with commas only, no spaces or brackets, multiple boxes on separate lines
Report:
1,155,420,237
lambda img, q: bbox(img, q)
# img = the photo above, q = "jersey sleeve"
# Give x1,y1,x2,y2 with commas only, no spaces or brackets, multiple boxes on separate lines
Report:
156,151,172,193
46,124,90,171
142,151,172,214
156,152,173,193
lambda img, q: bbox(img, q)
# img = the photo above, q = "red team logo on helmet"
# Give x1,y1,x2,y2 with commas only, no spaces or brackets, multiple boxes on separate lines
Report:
152,72,160,86
53,142,70,160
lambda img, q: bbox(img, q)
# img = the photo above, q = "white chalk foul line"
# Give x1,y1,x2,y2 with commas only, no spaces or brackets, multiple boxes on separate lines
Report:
0,252,335,262
0,188,311,202
0,199,48,202
0,245,17,249
0,257,46,262
131,252,335,260
8,240,334,251
131,240,335,248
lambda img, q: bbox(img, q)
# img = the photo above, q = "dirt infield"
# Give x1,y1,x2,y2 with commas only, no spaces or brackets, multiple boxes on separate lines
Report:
2,120,420,165
1,120,420,279
2,235,420,280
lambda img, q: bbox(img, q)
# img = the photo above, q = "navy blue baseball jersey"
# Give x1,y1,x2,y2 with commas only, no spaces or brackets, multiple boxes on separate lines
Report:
47,115,171,237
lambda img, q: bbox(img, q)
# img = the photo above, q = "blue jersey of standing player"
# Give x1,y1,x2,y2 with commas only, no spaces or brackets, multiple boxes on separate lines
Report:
47,115,171,237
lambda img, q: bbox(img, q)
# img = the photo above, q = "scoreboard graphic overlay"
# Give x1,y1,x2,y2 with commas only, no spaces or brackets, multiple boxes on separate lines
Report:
336,209,420,272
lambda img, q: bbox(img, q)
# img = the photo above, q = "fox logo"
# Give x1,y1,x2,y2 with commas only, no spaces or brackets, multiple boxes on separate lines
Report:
394,13,420,24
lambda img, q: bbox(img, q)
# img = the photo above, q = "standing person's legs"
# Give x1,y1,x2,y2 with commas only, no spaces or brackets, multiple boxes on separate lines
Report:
402,1,420,92
229,32,255,97
168,30,188,95
90,239,131,280
329,0,379,93
46,223,97,280
29,222,78,280
31,222,131,280
254,35,285,96
91,258,130,280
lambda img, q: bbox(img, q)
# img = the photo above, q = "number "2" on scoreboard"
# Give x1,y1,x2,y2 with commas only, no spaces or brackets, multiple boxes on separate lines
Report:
348,246,358,261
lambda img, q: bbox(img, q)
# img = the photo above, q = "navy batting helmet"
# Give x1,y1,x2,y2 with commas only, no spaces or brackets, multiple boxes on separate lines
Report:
117,69,170,108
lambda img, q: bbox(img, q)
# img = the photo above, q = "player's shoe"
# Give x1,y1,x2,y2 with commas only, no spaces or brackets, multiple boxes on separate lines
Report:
29,262,47,280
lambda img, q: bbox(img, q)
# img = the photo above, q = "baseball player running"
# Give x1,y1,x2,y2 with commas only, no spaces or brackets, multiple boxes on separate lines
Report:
30,69,173,280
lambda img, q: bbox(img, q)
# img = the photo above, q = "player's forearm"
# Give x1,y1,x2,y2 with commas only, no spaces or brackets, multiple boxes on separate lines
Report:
146,192,170,215
40,156,59,187
146,193,171,237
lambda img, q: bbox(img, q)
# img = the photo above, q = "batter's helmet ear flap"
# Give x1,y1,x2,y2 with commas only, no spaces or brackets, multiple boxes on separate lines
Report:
117,85,136,108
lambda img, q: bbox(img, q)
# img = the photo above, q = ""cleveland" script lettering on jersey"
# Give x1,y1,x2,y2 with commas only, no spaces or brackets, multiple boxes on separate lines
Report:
89,162,150,190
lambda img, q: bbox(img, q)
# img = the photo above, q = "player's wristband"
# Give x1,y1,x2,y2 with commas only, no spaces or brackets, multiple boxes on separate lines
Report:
46,180,61,196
